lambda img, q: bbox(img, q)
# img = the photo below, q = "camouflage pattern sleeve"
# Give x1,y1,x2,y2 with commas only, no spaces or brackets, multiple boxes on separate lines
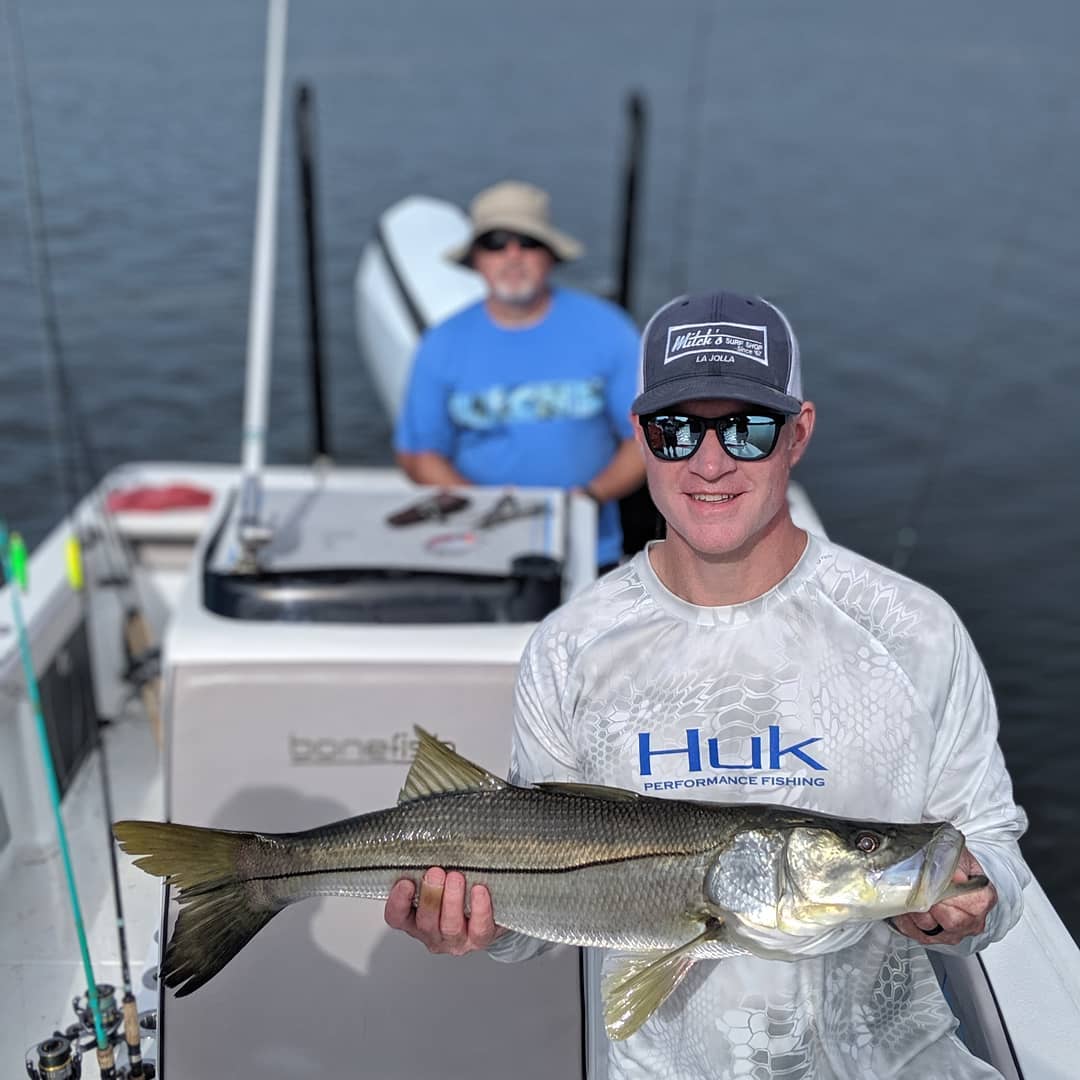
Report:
921,617,1031,953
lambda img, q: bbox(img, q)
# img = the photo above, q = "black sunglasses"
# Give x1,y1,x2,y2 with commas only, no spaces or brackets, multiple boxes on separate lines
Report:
639,411,787,462
474,229,546,253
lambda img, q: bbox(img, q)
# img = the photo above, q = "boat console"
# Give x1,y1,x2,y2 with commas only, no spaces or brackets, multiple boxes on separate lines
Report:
157,468,600,1079
203,479,588,624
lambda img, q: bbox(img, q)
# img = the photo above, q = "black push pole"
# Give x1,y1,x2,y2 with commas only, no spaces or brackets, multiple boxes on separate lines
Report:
614,91,646,314
611,91,662,555
294,82,331,460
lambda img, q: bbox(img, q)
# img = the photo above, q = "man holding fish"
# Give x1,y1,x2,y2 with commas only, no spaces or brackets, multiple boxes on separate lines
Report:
385,290,1029,1077
113,289,1027,1077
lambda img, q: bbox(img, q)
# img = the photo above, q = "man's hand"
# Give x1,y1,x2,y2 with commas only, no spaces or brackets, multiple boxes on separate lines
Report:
893,848,997,946
384,867,505,955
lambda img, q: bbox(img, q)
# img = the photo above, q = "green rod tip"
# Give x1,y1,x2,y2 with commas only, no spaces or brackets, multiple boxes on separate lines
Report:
10,533,28,591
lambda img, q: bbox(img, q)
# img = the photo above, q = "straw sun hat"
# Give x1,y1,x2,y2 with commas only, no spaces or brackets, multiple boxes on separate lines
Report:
445,180,584,264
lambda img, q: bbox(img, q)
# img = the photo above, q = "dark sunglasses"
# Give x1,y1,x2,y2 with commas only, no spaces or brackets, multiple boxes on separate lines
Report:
639,411,787,462
474,229,546,253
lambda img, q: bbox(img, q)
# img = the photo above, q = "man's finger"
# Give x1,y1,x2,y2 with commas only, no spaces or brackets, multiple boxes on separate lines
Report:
893,905,984,945
930,899,988,938
894,913,946,941
930,878,996,924
468,884,498,947
384,878,417,932
439,872,468,944
415,867,446,939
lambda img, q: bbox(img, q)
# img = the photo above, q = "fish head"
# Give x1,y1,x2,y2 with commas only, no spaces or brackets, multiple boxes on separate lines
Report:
776,818,966,930
705,814,967,937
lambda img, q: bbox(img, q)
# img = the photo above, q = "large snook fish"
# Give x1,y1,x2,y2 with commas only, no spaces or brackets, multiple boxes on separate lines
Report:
114,727,985,1039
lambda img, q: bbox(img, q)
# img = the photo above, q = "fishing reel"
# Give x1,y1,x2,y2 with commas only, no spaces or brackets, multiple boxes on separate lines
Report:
24,1036,81,1080
24,984,157,1080
73,984,122,1037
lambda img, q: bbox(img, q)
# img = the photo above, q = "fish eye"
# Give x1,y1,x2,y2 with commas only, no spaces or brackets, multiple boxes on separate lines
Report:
854,832,880,854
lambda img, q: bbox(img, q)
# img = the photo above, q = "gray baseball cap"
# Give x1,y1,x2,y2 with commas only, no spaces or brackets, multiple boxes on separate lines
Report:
631,291,803,415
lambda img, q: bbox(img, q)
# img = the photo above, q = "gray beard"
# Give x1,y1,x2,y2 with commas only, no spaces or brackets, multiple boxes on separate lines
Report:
491,281,545,307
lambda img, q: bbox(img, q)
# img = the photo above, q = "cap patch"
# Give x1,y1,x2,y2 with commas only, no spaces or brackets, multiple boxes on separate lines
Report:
664,322,768,368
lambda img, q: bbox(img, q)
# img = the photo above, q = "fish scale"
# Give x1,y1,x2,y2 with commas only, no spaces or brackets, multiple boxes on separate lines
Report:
255,790,722,948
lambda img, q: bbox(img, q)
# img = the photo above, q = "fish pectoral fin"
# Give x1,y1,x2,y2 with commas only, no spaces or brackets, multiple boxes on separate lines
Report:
602,919,728,1041
398,727,508,804
533,781,641,801
602,950,696,1041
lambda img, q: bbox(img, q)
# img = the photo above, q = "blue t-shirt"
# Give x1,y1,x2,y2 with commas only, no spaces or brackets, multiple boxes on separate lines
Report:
395,288,639,566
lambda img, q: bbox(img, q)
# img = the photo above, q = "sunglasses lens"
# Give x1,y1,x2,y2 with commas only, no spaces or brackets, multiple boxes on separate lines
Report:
642,413,783,461
722,415,781,460
643,416,702,460
475,230,544,252
475,231,509,251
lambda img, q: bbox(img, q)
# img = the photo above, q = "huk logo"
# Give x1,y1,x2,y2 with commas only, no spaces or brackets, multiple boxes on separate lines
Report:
288,732,455,765
664,322,769,367
637,727,827,792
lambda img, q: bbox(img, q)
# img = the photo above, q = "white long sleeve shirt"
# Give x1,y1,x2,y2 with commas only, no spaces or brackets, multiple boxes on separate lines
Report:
489,533,1030,1079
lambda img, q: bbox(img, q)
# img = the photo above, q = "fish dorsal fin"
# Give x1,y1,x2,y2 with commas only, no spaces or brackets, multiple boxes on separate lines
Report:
534,781,642,802
398,727,508,805
602,918,730,1040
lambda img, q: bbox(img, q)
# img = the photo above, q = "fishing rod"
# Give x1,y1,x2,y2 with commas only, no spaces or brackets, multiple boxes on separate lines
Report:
3,526,155,1079
1,522,113,1076
95,717,147,1079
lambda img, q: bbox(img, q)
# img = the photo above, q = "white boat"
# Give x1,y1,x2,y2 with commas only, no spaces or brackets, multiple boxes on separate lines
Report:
4,4,1079,1078
355,194,486,418
6,459,1080,1079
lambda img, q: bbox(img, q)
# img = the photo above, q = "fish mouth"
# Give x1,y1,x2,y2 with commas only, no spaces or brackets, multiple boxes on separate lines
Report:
907,825,965,911
868,824,964,915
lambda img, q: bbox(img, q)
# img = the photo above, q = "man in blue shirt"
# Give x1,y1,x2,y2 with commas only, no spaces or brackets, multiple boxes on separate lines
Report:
394,180,644,570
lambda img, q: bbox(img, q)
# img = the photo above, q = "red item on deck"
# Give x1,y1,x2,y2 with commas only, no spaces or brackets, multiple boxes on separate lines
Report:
106,484,214,513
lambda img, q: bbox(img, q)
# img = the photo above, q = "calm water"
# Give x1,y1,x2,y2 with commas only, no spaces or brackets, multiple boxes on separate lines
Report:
2,1,1078,934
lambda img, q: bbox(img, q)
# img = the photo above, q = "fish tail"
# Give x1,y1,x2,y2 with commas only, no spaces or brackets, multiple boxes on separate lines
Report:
114,820,285,996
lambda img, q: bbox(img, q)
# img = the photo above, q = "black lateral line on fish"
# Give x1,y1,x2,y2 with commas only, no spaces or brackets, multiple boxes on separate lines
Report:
189,849,711,890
